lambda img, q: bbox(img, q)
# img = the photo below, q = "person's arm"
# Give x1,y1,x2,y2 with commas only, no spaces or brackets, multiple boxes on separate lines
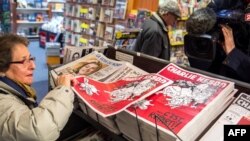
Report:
0,74,75,141
223,48,250,82
221,25,250,82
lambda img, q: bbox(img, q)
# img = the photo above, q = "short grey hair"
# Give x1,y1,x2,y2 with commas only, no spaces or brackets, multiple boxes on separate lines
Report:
186,8,217,34
158,0,181,17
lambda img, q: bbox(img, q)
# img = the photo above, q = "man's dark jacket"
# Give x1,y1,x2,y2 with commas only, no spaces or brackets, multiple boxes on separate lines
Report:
134,13,171,60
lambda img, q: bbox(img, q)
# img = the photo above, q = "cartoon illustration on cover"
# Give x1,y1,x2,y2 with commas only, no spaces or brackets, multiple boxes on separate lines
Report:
133,99,154,110
163,80,217,108
79,78,98,96
109,79,157,103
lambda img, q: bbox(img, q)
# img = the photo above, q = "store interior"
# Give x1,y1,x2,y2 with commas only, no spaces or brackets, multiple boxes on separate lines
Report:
0,0,250,141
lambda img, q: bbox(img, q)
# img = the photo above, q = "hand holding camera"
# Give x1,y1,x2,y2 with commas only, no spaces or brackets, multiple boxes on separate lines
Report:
220,24,235,55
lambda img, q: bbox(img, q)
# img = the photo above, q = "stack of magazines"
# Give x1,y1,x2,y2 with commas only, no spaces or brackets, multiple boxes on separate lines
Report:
50,52,236,141
116,63,235,141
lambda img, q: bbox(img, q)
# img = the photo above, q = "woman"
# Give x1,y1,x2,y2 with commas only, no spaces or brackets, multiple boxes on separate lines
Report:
0,34,75,141
220,24,250,83
73,60,102,76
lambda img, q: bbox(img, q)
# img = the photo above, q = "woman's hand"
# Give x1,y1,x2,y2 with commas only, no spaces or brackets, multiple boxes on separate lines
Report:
221,24,235,55
57,74,75,87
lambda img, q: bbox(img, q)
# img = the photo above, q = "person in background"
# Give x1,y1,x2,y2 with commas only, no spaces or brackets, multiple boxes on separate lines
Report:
208,0,250,83
220,24,250,83
186,8,250,83
133,0,181,60
0,34,76,141
207,0,250,56
207,0,247,12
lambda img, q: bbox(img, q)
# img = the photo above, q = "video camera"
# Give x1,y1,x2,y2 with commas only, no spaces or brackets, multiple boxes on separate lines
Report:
184,9,249,62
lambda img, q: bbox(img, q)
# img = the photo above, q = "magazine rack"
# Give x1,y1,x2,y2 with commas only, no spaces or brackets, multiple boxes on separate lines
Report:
49,46,250,141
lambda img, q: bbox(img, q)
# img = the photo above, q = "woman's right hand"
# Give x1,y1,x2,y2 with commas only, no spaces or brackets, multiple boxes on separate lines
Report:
57,74,75,87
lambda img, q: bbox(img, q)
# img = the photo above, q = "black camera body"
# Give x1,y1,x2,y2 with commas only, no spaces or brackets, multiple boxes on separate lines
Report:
184,9,248,63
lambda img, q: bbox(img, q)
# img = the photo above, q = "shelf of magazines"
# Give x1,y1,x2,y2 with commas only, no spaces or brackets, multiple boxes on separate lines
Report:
48,46,250,141
64,0,128,48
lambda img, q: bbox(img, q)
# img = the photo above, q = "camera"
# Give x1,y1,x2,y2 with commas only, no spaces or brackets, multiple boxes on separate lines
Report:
184,9,248,63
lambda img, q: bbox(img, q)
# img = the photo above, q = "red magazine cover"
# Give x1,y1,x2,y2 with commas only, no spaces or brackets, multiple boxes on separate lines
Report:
238,116,250,125
126,63,234,140
73,74,173,117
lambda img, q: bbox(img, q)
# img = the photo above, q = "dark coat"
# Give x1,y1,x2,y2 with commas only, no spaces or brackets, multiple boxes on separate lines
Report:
222,48,250,83
134,13,171,60
207,0,246,12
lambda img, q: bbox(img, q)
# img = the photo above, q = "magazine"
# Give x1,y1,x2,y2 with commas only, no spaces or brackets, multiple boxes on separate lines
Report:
51,50,149,84
114,0,127,19
135,9,151,28
99,7,114,23
63,46,94,63
72,74,173,117
51,50,153,132
200,93,250,141
116,63,235,141
104,63,148,82
102,0,115,6
75,53,149,132
51,51,125,84
104,25,114,41
237,116,250,125
114,29,140,50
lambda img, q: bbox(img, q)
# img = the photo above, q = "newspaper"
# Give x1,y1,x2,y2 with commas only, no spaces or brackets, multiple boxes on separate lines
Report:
72,74,173,117
50,51,125,86
50,51,149,87
120,63,235,141
200,93,250,141
104,63,148,82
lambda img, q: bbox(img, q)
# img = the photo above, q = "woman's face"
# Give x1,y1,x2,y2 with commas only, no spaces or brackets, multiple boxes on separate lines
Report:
5,44,36,85
78,63,99,75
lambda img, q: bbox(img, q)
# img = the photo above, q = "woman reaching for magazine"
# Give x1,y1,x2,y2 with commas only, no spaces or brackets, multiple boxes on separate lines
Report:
0,34,76,141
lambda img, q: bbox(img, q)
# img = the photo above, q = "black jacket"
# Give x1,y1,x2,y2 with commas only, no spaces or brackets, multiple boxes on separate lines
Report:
208,0,246,12
134,13,171,60
222,48,250,83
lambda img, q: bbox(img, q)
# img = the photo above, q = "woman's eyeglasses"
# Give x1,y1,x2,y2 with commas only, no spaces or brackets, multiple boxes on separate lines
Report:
9,56,36,66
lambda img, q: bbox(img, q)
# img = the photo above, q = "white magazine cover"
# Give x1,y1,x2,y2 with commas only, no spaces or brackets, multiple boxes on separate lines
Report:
104,62,148,82
50,51,126,85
